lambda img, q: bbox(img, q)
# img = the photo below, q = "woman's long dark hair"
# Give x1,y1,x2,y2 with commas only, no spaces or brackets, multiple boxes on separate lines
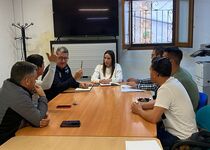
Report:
103,50,115,78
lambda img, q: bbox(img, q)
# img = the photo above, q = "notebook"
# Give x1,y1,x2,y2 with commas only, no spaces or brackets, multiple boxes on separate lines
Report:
63,86,93,93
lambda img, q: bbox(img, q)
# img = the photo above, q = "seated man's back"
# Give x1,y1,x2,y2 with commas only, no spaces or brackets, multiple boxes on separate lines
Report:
155,76,197,139
163,47,199,111
0,61,48,144
173,67,199,111
131,57,198,149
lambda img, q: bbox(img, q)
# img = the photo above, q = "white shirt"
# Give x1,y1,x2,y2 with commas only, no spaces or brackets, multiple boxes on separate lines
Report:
91,63,123,83
154,77,198,139
36,62,56,90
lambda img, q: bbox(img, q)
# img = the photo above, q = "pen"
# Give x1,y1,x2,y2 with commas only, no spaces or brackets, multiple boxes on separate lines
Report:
80,60,83,69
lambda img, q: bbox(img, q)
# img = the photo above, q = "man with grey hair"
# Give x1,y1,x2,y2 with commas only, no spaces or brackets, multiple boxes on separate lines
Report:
42,46,88,100
0,61,49,145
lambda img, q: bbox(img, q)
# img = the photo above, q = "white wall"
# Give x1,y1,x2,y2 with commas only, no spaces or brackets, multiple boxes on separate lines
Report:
0,0,20,86
1,0,210,86
193,0,210,50
13,0,54,61
180,0,210,75
191,0,210,63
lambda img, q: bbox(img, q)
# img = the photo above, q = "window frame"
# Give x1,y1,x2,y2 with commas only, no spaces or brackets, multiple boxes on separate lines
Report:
175,0,194,47
122,0,194,50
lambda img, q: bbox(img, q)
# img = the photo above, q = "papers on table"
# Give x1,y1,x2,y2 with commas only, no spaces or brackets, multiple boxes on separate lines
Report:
75,86,93,92
100,83,111,86
63,86,93,93
100,82,121,86
126,140,162,150
121,85,144,92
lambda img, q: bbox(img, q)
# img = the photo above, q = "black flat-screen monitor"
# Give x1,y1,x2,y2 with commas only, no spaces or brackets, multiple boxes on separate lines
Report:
52,0,119,37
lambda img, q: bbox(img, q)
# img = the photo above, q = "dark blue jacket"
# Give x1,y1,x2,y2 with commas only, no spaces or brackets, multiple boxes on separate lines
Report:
42,65,79,100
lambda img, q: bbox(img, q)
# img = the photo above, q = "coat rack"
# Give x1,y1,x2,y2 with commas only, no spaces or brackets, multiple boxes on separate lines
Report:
12,23,33,60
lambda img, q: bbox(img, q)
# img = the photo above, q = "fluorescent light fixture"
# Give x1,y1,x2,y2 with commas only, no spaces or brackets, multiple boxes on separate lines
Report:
78,8,109,12
86,17,109,20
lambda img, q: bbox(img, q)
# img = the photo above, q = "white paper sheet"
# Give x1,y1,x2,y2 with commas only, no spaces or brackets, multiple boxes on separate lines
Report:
121,85,144,92
100,82,120,86
75,86,92,91
100,83,112,86
126,140,162,150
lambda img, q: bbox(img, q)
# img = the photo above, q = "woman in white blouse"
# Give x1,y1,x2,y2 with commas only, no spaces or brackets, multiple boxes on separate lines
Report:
91,50,123,84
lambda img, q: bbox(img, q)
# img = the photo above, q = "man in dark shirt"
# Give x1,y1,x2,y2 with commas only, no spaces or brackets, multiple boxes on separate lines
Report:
42,46,88,100
127,46,164,91
0,61,49,145
127,46,164,98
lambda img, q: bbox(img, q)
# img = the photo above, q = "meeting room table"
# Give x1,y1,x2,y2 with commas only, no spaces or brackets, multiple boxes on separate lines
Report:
16,85,156,137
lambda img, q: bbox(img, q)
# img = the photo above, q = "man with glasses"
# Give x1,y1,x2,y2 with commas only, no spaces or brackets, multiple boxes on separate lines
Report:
42,46,88,100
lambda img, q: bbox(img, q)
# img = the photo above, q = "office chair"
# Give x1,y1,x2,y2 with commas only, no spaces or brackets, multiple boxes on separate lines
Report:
171,130,210,150
196,105,210,131
197,92,208,110
171,105,210,150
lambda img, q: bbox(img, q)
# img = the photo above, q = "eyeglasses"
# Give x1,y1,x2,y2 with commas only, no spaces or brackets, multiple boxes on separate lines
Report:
58,57,69,60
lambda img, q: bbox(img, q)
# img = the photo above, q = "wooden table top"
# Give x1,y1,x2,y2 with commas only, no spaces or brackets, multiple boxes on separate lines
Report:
16,86,156,137
0,136,162,150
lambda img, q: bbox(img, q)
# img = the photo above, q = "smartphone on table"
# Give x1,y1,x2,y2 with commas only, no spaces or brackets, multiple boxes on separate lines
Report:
60,120,81,127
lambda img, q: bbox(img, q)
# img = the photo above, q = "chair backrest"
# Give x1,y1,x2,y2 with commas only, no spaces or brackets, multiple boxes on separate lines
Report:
171,130,210,150
197,92,208,110
196,105,210,131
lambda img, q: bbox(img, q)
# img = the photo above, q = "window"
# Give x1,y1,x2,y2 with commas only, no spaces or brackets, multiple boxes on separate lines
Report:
122,0,194,49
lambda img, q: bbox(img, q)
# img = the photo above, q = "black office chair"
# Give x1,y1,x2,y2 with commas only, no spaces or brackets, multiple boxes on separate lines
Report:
171,130,210,150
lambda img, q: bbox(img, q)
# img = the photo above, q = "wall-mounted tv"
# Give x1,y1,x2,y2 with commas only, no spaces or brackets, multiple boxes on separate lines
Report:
52,0,119,37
